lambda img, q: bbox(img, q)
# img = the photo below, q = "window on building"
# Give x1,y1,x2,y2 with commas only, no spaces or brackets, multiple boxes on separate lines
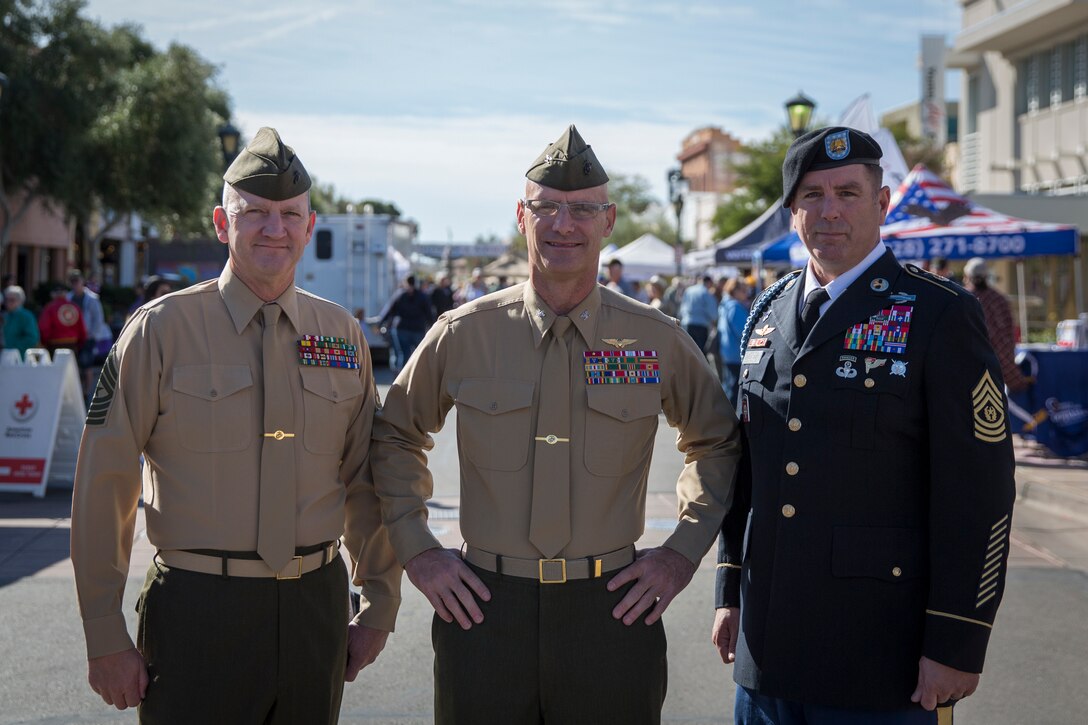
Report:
1026,54,1040,112
315,229,333,260
1048,48,1062,107
967,72,981,133
1076,35,1087,100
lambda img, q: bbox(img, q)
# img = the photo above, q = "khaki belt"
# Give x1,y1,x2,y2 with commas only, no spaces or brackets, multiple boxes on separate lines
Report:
156,542,339,580
463,545,635,584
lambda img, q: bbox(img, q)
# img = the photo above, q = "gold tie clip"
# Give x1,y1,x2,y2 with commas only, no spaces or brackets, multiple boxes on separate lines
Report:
534,435,570,445
264,430,295,441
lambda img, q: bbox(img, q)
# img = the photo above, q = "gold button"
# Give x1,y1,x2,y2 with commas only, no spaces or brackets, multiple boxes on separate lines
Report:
793,374,807,388
788,418,801,432
781,504,796,518
785,462,799,476
892,566,903,577
864,378,875,388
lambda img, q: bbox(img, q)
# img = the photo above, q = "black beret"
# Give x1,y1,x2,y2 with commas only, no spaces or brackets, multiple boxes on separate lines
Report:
782,126,882,205
526,124,609,191
223,127,311,201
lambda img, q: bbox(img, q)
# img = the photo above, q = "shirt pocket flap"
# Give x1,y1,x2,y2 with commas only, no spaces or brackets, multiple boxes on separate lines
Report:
172,364,253,401
832,526,925,582
300,366,365,403
586,386,661,422
455,378,534,416
742,350,774,384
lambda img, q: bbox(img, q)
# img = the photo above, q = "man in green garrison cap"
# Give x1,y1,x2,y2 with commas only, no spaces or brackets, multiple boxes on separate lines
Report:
71,127,401,722
371,125,740,723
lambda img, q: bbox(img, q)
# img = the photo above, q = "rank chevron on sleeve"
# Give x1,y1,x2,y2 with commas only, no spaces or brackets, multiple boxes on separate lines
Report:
972,370,1007,442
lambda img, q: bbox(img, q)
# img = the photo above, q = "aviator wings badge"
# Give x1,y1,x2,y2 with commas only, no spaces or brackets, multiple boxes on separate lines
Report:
602,338,637,349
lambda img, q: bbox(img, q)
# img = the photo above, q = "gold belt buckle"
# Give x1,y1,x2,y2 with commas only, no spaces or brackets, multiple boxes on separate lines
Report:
276,555,303,580
538,558,567,584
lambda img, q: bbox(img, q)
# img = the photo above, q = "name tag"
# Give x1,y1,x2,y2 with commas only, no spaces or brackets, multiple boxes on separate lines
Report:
742,349,764,364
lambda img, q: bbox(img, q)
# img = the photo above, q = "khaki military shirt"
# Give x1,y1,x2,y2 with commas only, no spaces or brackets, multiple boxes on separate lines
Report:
371,282,740,565
71,265,401,659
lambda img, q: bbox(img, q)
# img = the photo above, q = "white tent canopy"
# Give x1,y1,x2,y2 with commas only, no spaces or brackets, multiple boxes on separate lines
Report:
599,233,678,281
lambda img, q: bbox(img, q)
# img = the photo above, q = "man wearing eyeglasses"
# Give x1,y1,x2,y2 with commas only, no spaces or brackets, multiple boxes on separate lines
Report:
371,125,741,724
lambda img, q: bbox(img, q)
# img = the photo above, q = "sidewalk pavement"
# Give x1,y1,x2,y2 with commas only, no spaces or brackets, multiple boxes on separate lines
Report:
1013,437,1088,524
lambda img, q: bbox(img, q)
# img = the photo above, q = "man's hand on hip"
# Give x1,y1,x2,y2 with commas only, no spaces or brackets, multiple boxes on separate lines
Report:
711,606,740,664
606,546,696,626
405,547,491,630
87,648,148,710
344,622,388,682
911,656,980,710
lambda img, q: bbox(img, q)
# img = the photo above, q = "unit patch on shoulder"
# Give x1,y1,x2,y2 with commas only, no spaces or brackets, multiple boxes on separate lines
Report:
972,370,1007,442
85,345,119,426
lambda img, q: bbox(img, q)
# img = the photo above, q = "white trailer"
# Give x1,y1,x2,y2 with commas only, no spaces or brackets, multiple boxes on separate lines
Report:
295,212,405,317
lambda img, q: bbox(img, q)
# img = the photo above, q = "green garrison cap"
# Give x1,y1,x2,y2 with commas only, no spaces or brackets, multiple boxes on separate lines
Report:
223,127,312,201
782,126,882,205
526,124,609,191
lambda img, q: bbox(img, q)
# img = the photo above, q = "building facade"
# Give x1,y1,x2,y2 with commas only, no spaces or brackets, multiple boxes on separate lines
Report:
676,127,745,251
0,191,72,293
950,0,1088,330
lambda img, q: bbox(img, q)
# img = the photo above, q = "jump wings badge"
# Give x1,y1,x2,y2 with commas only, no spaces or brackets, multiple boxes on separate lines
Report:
602,338,637,349
755,325,775,336
972,370,1007,443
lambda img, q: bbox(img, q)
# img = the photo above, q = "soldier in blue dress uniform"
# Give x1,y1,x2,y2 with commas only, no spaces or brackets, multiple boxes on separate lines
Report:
712,127,1016,724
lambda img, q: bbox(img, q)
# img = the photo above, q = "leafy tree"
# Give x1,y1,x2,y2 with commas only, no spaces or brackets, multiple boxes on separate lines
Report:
710,127,794,241
0,0,231,259
309,180,401,217
886,120,948,180
88,42,231,240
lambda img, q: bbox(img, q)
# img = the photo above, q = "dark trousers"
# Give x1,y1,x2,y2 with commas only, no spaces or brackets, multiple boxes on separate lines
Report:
736,686,951,724
135,555,349,725
433,564,667,725
392,327,426,370
684,324,709,354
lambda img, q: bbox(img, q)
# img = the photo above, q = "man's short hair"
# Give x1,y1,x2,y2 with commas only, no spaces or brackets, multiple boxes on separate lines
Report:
608,259,623,268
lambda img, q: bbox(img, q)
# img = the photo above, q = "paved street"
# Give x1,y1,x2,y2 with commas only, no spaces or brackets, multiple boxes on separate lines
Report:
1,368,1087,723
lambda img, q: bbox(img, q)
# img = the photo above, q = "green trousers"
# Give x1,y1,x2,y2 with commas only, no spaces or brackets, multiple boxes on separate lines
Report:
135,555,348,725
433,563,668,725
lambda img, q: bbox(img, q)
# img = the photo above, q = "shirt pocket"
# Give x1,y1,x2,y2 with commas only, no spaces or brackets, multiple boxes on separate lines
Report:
300,367,366,454
584,386,661,476
832,371,910,450
455,378,535,472
832,526,925,582
171,364,254,452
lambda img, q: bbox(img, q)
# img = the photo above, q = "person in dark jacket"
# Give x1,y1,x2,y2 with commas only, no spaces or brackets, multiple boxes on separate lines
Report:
380,275,434,371
430,272,456,317
713,127,1016,724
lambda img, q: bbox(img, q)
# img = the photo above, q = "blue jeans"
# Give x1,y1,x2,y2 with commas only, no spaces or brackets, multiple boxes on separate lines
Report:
722,362,741,410
735,686,948,725
392,328,425,370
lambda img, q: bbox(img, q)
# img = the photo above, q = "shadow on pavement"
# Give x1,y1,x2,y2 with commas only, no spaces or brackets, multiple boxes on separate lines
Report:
0,488,74,587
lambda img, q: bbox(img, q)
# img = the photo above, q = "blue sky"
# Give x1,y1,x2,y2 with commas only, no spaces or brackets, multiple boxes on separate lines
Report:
82,0,962,242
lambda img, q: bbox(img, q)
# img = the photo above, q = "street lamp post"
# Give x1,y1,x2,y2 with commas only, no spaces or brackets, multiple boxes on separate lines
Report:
217,122,241,167
667,167,688,277
784,91,817,138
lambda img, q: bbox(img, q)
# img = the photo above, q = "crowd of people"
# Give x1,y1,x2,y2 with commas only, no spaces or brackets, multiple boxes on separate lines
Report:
1,271,176,401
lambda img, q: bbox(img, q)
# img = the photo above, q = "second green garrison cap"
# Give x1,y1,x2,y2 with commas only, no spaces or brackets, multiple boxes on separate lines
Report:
223,127,312,201
526,124,609,191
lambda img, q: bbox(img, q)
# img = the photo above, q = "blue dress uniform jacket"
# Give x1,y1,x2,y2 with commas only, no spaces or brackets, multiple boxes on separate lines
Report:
715,249,1016,710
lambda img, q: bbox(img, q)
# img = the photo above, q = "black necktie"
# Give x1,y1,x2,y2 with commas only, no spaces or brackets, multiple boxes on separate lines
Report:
799,288,830,340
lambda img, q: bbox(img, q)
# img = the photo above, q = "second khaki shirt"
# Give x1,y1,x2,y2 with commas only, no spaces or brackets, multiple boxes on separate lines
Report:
371,282,741,565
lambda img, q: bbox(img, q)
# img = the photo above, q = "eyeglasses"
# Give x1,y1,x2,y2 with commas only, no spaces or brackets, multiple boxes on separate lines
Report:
522,199,613,221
